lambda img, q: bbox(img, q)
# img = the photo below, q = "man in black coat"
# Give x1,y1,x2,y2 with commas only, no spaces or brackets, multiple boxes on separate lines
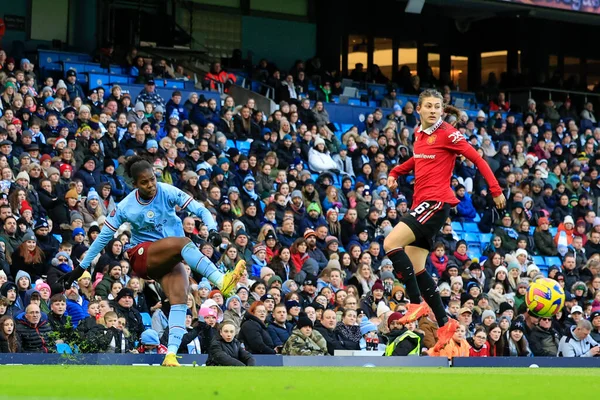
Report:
16,304,54,353
267,304,293,348
114,288,144,341
529,316,561,356
34,218,59,262
314,309,360,355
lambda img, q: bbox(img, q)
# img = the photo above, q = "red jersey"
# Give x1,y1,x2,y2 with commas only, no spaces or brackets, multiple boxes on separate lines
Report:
389,119,502,207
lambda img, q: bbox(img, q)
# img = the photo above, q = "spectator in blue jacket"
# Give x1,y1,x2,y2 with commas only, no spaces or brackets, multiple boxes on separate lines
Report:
267,303,293,348
65,287,89,328
453,184,477,222
165,91,189,123
73,156,100,193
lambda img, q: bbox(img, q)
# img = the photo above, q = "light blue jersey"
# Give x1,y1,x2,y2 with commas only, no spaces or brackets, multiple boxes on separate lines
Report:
79,182,216,269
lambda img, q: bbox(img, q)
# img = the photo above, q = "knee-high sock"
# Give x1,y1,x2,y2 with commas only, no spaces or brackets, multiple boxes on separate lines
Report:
181,241,223,286
386,247,421,303
167,303,187,354
416,270,448,326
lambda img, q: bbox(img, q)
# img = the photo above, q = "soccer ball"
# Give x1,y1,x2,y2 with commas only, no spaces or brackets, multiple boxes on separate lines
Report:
525,278,565,318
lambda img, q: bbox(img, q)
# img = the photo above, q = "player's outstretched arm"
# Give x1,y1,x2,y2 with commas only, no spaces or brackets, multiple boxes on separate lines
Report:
79,224,120,270
388,157,415,191
454,140,505,209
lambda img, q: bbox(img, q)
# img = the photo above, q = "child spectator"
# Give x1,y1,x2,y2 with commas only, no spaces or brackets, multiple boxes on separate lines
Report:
207,321,255,366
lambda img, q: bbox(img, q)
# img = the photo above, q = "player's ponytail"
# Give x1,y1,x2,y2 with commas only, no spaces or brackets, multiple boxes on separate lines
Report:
444,105,462,127
125,155,153,182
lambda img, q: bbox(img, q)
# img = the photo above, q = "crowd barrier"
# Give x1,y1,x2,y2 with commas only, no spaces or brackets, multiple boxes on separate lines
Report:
1,354,597,367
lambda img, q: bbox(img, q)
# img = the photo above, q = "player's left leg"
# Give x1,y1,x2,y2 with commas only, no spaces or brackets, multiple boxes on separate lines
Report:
404,246,447,324
158,263,188,366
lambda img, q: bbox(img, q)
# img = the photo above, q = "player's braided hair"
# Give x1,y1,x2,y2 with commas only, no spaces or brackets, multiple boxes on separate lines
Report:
125,155,154,182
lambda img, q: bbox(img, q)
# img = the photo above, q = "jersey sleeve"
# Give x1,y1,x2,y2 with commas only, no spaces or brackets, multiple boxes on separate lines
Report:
389,157,415,180
79,207,124,269
447,131,503,197
163,183,218,231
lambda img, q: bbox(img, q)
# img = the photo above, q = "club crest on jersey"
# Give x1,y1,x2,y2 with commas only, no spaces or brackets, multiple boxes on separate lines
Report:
138,247,144,256
146,211,155,219
110,209,116,217
426,134,437,145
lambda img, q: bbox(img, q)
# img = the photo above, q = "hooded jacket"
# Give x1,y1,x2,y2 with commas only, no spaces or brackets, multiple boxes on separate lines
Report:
237,312,276,354
558,325,599,357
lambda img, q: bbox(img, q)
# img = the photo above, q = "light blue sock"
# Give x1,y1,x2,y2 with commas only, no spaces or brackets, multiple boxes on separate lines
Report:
167,304,188,355
181,241,223,286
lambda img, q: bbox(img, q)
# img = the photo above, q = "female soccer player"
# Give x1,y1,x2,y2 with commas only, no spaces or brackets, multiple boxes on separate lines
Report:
62,156,245,366
385,89,505,336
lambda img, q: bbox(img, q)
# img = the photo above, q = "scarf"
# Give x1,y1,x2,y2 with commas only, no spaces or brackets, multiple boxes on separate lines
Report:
334,322,362,343
57,262,72,274
242,185,258,201
501,226,519,240
453,251,469,263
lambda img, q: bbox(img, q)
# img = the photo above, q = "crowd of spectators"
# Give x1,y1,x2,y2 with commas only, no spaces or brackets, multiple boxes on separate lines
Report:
0,45,599,362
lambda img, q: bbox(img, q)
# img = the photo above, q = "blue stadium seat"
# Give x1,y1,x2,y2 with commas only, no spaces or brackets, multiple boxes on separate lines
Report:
226,140,235,149
473,213,481,223
467,248,482,260
451,222,463,232
530,226,536,235
480,233,492,247
538,265,549,277
463,222,479,233
236,141,251,155
532,256,546,267
141,312,152,329
464,232,480,246
341,124,354,132
545,257,562,267
549,227,558,237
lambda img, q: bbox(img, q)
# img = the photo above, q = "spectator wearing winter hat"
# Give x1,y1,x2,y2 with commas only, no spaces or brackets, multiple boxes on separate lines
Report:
46,251,74,295
282,312,328,356
503,318,532,357
77,189,105,230
73,155,100,193
223,295,244,333
359,280,388,320
10,230,46,282
137,329,168,354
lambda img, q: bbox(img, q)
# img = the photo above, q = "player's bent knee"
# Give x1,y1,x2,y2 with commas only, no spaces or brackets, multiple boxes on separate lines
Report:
383,237,397,253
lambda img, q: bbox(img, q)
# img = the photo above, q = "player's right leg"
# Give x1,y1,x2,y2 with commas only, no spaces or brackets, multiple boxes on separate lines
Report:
383,221,421,303
146,237,244,296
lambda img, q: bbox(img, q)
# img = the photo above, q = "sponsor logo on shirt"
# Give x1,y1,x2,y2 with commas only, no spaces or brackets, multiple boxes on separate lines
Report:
414,153,436,159
449,131,464,144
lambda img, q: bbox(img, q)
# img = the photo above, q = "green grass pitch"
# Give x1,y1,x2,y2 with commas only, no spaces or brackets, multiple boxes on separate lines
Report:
1,366,600,399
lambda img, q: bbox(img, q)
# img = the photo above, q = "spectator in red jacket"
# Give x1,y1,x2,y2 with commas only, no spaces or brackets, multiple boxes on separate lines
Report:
204,62,236,92
489,92,510,112
468,326,490,357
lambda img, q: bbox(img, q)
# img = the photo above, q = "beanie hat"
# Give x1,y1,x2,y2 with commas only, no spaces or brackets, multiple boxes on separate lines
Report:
527,264,540,276
65,188,78,200
140,329,160,345
499,302,513,315
72,227,85,238
134,102,145,113
494,266,508,277
253,243,267,254
450,276,463,287
225,295,241,309
260,267,275,280
16,171,30,183
381,271,395,281
377,301,391,318
198,278,211,291
359,316,377,336
115,288,134,302
481,309,496,322
70,211,84,224
509,318,525,332
307,203,321,214
564,215,574,225
387,312,404,328
208,289,222,299
78,270,92,281
326,256,341,270
507,261,521,273
291,190,303,199
303,229,317,240
20,201,33,214
281,280,296,295
267,275,283,287
296,313,313,329
87,189,100,202
35,282,51,293
438,282,451,293
60,164,73,175
46,167,60,177
371,279,384,292
15,270,31,285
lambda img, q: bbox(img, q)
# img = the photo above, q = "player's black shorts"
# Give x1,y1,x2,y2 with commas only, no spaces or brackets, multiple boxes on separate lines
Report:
399,200,451,250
